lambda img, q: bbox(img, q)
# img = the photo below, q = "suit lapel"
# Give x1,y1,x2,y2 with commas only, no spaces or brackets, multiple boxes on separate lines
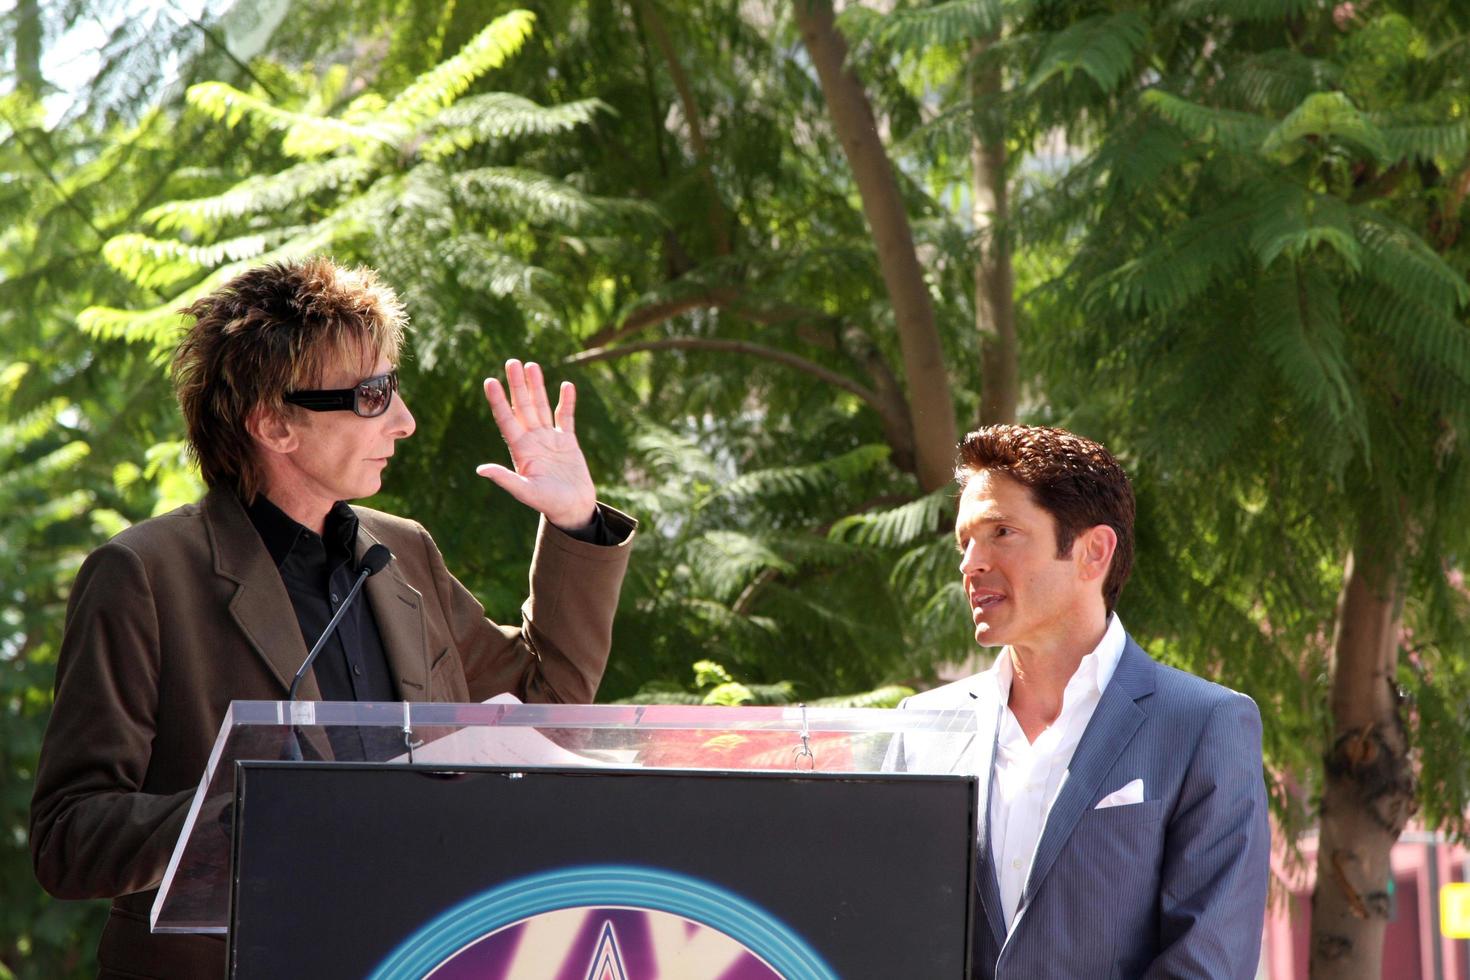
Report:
204,489,313,698
969,679,1009,950
355,518,428,701
1014,638,1155,924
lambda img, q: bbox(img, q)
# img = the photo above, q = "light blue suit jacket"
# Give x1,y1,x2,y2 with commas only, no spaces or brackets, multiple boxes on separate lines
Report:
900,635,1270,979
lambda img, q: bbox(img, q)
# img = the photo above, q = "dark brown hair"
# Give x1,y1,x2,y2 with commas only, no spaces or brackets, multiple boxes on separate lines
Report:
956,424,1135,614
171,257,407,502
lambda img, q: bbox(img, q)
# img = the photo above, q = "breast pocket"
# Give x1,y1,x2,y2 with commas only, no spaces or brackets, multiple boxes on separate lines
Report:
428,647,470,702
1055,798,1165,924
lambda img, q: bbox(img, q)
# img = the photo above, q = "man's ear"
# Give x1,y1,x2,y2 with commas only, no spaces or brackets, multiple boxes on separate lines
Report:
246,404,298,455
1076,524,1118,584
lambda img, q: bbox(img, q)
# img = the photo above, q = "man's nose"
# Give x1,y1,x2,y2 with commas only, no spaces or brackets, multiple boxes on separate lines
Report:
959,539,988,575
389,393,416,438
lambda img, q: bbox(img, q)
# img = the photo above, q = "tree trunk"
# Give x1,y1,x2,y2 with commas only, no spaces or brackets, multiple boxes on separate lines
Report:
15,0,44,95
970,38,1017,427
1309,538,1418,979
794,0,958,492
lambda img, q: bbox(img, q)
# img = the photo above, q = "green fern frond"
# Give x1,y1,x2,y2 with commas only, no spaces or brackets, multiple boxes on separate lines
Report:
1352,283,1470,404
1248,185,1360,272
1260,91,1388,165
1376,119,1470,167
631,426,720,487
143,157,372,235
452,167,659,228
422,94,606,159
186,81,391,158
1215,50,1342,115
673,596,780,643
0,441,90,495
1141,90,1272,152
706,679,796,706
1026,11,1149,96
828,486,954,548
890,537,963,603
102,229,300,291
1087,198,1254,316
1352,209,1470,311
0,396,68,447
78,225,337,349
718,444,890,503
383,10,536,129
840,0,1010,51
689,530,796,603
1253,262,1364,441
22,489,94,530
439,234,561,320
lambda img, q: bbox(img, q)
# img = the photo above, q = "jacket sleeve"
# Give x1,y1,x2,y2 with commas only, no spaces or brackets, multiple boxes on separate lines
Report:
29,541,194,900
424,503,636,704
1143,692,1271,979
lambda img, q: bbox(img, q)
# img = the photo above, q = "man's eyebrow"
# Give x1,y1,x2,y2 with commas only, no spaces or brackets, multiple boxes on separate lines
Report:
955,512,1015,540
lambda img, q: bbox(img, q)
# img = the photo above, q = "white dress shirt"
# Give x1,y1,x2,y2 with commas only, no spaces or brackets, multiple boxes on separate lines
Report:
980,614,1126,931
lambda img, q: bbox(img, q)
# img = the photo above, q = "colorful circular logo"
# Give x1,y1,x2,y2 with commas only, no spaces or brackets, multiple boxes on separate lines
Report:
371,866,837,980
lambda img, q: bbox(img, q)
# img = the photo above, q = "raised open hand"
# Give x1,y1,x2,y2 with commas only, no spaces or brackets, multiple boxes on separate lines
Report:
476,359,597,529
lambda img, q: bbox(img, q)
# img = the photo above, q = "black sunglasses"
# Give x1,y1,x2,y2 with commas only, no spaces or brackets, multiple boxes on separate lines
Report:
284,371,399,418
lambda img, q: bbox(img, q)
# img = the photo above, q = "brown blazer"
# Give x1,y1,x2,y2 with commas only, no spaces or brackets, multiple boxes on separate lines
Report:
29,487,635,978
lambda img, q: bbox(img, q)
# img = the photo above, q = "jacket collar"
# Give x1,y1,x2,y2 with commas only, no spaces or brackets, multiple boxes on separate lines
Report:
203,488,427,701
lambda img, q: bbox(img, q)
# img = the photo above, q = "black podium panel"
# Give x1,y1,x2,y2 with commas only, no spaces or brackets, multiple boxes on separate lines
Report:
229,762,974,979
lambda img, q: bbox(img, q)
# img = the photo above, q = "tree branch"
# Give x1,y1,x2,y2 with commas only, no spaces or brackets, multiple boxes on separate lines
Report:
567,337,885,411
585,287,738,348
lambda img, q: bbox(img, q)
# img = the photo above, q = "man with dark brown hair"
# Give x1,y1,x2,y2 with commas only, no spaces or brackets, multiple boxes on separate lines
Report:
898,424,1269,979
30,257,636,977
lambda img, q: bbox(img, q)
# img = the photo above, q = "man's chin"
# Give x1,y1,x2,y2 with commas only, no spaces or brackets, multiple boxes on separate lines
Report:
973,625,1005,647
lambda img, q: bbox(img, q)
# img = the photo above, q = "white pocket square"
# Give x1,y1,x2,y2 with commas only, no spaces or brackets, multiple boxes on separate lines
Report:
1094,778,1145,809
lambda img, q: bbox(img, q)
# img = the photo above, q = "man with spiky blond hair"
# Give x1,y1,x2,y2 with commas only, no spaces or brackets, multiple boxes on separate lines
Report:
30,257,636,977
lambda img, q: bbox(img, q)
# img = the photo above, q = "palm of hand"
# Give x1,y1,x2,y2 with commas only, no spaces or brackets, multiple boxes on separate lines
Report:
477,360,598,530
502,426,595,524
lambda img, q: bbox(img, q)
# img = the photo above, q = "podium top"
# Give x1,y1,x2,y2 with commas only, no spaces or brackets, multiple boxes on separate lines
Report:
152,699,978,934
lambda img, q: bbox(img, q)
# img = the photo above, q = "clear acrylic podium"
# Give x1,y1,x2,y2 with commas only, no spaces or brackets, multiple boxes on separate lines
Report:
152,699,979,977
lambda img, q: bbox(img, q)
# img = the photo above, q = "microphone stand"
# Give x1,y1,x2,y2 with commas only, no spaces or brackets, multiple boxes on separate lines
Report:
282,545,392,761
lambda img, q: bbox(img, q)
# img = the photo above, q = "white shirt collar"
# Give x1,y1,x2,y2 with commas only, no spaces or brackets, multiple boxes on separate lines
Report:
978,613,1127,700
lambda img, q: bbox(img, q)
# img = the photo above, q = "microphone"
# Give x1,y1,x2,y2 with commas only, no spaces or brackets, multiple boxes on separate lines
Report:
287,544,393,702
283,544,392,761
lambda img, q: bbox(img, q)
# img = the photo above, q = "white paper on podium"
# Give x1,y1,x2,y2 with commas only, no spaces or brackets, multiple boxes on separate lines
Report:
392,694,629,767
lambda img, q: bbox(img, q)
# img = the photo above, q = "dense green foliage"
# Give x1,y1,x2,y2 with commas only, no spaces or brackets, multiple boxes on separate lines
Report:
4,0,1469,974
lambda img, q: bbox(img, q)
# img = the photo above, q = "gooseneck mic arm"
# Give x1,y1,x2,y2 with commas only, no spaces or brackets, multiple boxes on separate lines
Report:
287,544,393,702
282,544,393,762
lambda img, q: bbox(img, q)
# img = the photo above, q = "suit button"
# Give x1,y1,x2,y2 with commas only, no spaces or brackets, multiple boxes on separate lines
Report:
353,664,363,676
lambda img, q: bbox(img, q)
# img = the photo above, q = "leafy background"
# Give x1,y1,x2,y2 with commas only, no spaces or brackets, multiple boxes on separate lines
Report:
4,0,1469,975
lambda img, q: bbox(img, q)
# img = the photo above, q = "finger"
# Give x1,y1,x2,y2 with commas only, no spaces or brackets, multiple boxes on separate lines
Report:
484,377,526,443
504,358,532,426
524,361,555,428
475,463,539,508
553,381,576,434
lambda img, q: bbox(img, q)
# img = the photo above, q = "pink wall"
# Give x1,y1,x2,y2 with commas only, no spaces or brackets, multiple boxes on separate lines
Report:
1263,826,1470,979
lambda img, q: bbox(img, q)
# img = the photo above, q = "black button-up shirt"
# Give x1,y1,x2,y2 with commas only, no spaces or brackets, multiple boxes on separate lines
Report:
246,496,398,703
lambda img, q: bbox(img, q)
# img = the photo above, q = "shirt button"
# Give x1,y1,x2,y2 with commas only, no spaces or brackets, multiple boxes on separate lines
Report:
1012,859,1024,870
